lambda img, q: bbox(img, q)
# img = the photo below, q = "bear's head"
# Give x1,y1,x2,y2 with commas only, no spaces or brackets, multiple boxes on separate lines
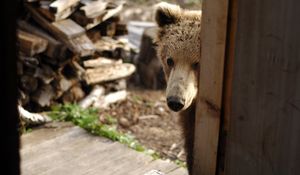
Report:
154,2,202,112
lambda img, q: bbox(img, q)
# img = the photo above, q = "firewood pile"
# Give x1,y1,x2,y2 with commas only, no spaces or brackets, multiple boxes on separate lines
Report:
17,0,137,125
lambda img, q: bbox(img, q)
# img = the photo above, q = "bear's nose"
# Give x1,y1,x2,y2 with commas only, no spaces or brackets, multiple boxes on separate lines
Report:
167,96,185,112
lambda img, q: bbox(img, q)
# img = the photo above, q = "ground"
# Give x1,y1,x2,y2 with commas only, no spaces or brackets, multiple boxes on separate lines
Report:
97,0,202,163
100,87,186,162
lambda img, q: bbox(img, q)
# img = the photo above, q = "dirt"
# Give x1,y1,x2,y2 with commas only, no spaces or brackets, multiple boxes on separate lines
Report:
103,0,202,163
100,87,186,162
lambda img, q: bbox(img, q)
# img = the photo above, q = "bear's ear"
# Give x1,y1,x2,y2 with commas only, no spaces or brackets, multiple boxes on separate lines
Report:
155,2,181,27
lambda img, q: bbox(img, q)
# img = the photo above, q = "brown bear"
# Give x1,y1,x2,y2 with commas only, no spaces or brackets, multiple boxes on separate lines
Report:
154,2,202,174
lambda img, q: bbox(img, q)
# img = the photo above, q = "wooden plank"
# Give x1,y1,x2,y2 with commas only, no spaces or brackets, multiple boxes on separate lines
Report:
83,57,122,68
224,0,300,175
49,0,79,14
167,168,188,175
17,30,48,56
17,20,69,59
71,1,124,30
84,63,136,85
193,0,229,174
79,0,108,18
52,19,85,39
21,124,186,175
67,34,95,57
217,0,238,174
25,4,94,57
38,3,78,21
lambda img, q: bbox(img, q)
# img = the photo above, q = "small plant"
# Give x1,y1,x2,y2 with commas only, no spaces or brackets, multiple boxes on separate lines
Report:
48,104,156,157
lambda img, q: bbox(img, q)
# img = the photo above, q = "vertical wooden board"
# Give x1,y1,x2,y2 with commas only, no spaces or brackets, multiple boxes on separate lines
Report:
193,0,229,175
217,0,238,174
225,0,300,175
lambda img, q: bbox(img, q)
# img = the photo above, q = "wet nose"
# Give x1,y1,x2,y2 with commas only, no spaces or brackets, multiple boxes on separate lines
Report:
167,96,185,112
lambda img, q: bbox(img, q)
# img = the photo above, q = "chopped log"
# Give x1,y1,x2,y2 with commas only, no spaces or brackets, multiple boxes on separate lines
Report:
20,75,38,93
61,84,85,103
94,90,127,109
34,64,56,84
19,55,39,68
83,57,122,68
71,1,124,30
49,0,80,14
17,30,48,56
17,20,69,60
103,79,127,92
18,90,30,106
31,84,55,107
93,37,131,58
18,105,51,126
67,34,95,57
52,75,78,99
79,85,105,109
102,2,124,22
38,0,79,21
25,4,94,57
52,19,85,39
84,63,136,85
79,0,108,19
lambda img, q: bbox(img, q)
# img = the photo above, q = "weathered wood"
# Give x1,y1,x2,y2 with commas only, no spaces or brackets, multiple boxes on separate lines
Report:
38,3,78,22
52,19,85,39
17,20,69,59
79,0,107,19
31,84,55,107
84,63,136,85
94,90,127,109
218,0,238,174
49,0,79,14
33,64,56,84
20,75,38,93
83,57,122,68
144,170,165,175
193,0,228,175
21,123,187,175
17,30,48,56
52,75,78,99
93,36,131,58
61,84,85,103
25,4,94,57
18,90,30,106
224,0,300,175
67,34,95,57
78,85,105,109
18,105,51,126
71,1,124,30
19,55,39,68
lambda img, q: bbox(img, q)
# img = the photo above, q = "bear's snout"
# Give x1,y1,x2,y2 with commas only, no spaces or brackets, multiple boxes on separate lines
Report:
167,96,185,112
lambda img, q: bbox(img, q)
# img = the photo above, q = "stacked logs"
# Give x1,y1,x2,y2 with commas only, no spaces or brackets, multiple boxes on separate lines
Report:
18,0,136,125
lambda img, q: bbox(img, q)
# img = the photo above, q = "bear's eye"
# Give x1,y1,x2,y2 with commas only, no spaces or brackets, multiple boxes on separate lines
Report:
167,57,174,67
192,62,199,70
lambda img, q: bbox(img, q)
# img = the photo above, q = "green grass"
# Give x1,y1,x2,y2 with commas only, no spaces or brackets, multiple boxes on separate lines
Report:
48,103,186,168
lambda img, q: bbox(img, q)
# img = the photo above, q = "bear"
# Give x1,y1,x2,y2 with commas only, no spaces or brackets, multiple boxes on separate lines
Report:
154,2,202,174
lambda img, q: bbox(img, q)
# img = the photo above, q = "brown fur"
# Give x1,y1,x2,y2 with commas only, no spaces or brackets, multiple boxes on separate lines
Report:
154,2,202,174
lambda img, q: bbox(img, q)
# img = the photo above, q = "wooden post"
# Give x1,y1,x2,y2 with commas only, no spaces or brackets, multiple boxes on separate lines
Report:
224,0,300,174
193,0,229,174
